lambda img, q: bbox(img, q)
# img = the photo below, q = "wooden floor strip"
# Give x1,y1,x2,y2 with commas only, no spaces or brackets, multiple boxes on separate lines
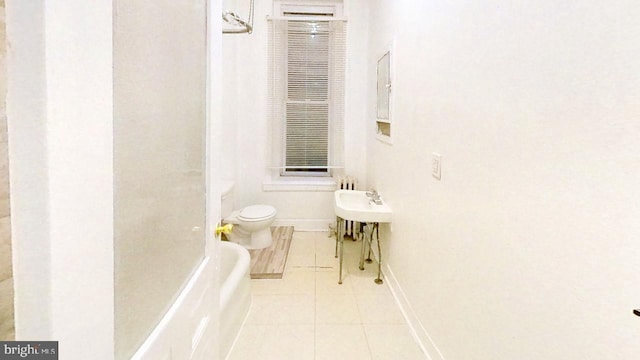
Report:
248,226,294,279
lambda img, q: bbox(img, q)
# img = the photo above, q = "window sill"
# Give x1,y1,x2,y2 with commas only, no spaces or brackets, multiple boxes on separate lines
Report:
376,133,393,145
263,176,337,192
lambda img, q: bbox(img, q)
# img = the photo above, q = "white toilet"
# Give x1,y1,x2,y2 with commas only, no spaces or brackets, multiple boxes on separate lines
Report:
221,182,277,250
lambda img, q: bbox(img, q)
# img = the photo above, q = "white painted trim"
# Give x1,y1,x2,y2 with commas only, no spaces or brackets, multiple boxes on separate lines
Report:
205,0,223,258
263,176,337,192
384,264,445,360
273,0,344,18
273,218,334,232
267,15,347,21
374,38,395,145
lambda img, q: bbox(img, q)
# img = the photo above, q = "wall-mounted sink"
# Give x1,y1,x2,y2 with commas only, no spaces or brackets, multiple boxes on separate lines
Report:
334,190,392,223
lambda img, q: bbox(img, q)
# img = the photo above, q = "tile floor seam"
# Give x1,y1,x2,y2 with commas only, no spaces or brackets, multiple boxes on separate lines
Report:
230,231,425,360
361,323,375,360
313,251,317,360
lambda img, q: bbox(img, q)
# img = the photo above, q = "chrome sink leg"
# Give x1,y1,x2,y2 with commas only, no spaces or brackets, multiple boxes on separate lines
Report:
373,223,383,285
338,231,344,284
334,217,340,258
359,226,366,271
337,217,344,284
365,227,373,264
364,223,373,263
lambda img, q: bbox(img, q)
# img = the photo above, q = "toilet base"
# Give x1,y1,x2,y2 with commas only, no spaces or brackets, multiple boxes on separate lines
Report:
247,227,273,249
227,226,273,250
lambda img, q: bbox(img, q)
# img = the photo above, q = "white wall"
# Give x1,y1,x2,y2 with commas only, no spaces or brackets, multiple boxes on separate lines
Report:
367,0,640,359
221,0,240,183
222,0,369,230
7,0,114,358
6,0,50,340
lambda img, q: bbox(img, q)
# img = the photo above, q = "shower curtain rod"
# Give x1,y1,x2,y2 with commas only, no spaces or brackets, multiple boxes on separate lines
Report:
222,0,254,34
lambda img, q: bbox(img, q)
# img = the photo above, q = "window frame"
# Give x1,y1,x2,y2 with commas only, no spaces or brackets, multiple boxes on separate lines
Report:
268,2,346,180
375,41,395,145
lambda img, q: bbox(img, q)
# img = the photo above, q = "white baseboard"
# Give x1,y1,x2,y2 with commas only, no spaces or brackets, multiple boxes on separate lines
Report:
384,264,445,360
273,218,334,232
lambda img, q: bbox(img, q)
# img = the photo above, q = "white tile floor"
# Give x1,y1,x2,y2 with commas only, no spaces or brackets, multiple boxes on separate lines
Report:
228,231,426,360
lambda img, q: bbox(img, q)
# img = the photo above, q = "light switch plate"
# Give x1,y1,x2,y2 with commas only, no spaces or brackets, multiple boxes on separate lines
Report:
432,153,441,180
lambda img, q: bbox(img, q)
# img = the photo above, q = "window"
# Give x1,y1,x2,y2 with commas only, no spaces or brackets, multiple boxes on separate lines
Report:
268,6,346,178
285,21,330,174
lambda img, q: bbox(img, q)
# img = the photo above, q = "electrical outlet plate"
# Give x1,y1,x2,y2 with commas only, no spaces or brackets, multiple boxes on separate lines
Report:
432,153,441,180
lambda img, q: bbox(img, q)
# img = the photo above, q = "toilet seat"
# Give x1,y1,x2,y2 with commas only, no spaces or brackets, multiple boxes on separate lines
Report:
238,205,276,222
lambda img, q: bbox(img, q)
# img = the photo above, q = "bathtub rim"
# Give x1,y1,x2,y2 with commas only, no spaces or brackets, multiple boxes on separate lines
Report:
219,240,252,360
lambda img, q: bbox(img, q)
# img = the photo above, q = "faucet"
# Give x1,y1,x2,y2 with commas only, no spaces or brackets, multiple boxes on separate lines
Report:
366,189,383,205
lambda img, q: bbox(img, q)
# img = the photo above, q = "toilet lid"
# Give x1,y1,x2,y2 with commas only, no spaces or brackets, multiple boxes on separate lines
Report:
238,205,276,221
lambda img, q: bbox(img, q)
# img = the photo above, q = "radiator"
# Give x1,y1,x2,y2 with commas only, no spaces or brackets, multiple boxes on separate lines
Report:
336,176,358,237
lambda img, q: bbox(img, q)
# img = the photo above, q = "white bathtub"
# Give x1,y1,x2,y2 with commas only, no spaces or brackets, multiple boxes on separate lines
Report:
131,241,251,359
219,241,252,359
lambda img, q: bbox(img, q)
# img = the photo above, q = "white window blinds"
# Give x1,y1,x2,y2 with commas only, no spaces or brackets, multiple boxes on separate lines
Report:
269,18,346,175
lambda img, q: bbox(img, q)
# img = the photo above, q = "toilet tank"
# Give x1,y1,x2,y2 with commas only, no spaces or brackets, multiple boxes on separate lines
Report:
221,181,235,220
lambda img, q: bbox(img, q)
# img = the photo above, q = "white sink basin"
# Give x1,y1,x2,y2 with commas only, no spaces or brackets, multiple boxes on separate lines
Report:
334,190,392,223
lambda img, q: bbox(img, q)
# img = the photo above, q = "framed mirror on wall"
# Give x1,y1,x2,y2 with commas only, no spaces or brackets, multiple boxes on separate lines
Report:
376,49,392,142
